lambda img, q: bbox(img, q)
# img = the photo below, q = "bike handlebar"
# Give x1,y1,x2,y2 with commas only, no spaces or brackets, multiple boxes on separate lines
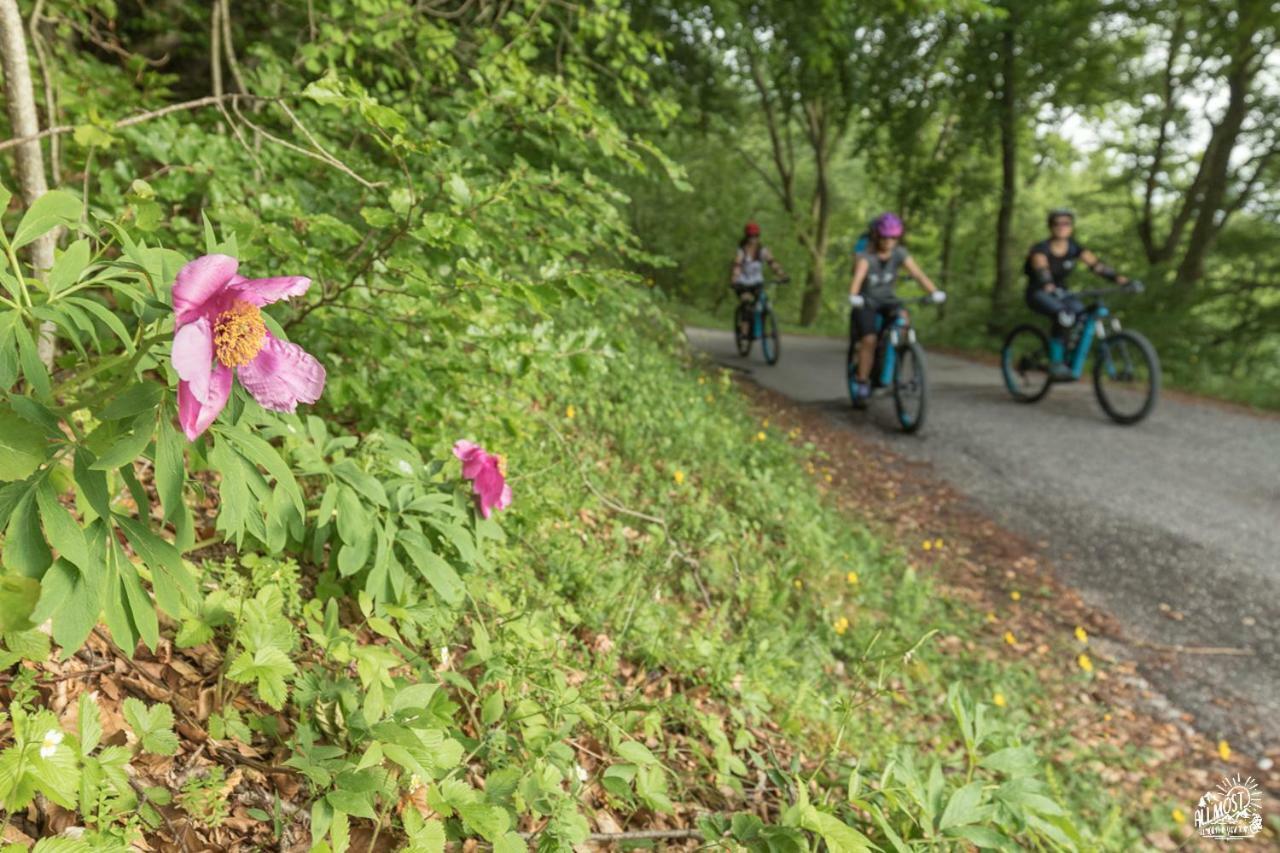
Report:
1073,280,1145,300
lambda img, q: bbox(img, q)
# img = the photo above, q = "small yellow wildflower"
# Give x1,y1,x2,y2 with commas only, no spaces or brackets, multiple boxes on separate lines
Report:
1103,713,1112,722
1074,626,1088,644
1171,808,1186,825
934,538,944,549
756,431,766,442
565,404,576,420
762,418,770,428
993,692,1007,708
824,474,833,483
789,428,800,439
846,571,859,585
833,617,849,635
1003,631,1016,645
1218,740,1231,761
793,578,803,589
1077,653,1093,673
698,376,706,385
985,611,997,623
673,470,685,485
922,540,932,551
1010,590,1021,601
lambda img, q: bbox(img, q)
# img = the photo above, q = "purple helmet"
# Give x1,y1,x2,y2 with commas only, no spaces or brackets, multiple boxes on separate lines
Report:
872,213,904,239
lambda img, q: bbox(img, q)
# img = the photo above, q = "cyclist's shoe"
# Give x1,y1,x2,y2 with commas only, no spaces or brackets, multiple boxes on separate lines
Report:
1049,362,1074,381
852,381,871,408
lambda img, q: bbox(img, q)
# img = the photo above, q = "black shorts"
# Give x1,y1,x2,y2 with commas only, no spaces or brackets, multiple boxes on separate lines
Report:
849,301,901,340
733,283,763,303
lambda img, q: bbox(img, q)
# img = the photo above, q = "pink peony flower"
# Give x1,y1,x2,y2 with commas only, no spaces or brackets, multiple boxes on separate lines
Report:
453,440,512,518
170,254,326,440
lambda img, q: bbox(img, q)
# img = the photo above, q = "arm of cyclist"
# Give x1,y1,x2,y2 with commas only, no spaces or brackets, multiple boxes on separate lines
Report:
902,256,946,303
847,257,870,306
763,248,788,282
1079,249,1129,285
1029,250,1058,292
730,249,744,286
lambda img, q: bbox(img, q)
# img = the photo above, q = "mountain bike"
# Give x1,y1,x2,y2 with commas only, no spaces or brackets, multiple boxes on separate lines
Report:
846,295,933,433
1001,281,1160,425
733,278,787,365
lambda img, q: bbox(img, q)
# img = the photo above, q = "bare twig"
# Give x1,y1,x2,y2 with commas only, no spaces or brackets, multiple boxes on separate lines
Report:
0,93,279,153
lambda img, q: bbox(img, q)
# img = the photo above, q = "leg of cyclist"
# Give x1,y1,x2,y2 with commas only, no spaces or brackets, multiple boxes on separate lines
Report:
735,285,760,338
1026,288,1077,378
850,303,878,399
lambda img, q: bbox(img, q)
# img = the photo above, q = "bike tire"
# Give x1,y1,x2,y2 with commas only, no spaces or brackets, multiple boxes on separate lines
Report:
1001,325,1053,403
893,341,928,433
1093,329,1160,425
761,308,780,365
733,305,752,357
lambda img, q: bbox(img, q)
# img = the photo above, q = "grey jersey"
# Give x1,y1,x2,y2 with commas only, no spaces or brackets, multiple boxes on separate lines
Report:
857,245,909,302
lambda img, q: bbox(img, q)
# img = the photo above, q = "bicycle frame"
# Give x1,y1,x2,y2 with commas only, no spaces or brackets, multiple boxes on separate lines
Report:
1063,304,1110,379
875,313,915,386
752,289,772,339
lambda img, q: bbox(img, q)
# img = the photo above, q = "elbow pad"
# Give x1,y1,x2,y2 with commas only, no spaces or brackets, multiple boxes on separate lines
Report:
1091,262,1118,281
1035,266,1054,287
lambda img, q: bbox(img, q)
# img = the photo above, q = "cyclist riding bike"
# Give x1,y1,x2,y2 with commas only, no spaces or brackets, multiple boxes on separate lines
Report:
847,213,945,404
732,221,787,337
1025,209,1130,379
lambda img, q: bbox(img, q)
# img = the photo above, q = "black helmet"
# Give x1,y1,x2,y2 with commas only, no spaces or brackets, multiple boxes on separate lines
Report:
1047,208,1075,228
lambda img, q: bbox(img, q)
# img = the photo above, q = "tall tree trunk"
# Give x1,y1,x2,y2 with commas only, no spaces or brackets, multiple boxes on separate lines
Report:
939,189,959,290
991,16,1017,317
0,0,56,369
1173,49,1258,289
799,104,832,326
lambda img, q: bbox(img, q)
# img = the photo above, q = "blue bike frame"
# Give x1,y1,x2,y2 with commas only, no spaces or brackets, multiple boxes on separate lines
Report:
752,289,771,339
876,313,909,387
1064,305,1108,379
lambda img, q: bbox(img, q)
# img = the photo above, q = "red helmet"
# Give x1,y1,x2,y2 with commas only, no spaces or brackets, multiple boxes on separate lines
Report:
744,221,761,237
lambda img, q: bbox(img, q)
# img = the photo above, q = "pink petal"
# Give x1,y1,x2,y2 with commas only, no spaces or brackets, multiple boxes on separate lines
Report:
228,273,312,308
453,440,480,461
178,364,232,440
173,254,238,326
171,318,214,403
237,333,326,413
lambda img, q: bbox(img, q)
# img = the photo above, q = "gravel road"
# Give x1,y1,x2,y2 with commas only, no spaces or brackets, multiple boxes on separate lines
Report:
687,325,1280,762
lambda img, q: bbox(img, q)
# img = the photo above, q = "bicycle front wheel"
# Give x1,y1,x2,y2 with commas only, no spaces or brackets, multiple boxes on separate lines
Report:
1001,325,1052,403
761,308,780,364
893,341,928,433
1093,330,1159,425
733,305,752,357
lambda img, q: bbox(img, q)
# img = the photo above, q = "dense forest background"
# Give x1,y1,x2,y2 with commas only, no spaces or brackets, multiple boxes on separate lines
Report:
625,0,1280,408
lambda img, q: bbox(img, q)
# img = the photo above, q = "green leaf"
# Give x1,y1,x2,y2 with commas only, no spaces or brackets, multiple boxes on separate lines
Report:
36,479,90,571
227,646,295,710
947,825,1014,849
979,746,1037,777
397,529,464,606
100,382,163,421
3,487,52,577
798,807,873,853
615,741,658,765
117,553,159,651
12,190,81,250
13,321,52,401
153,417,185,521
121,698,179,755
115,515,195,615
47,239,91,295
0,407,50,481
939,781,989,830
37,558,101,655
90,413,154,470
0,575,41,632
78,691,103,754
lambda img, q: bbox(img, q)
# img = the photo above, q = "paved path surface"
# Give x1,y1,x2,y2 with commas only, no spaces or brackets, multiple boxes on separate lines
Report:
687,326,1280,760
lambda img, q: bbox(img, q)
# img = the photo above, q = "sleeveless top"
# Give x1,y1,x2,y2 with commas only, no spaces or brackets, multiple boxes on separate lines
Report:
857,245,909,302
734,246,772,285
1024,238,1085,291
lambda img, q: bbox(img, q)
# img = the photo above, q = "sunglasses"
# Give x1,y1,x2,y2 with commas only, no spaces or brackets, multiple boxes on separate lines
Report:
1052,219,1074,228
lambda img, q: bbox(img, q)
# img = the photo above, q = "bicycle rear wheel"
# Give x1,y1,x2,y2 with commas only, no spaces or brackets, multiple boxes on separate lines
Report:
761,308,780,364
733,304,752,357
1001,325,1052,403
1093,330,1159,425
893,342,928,433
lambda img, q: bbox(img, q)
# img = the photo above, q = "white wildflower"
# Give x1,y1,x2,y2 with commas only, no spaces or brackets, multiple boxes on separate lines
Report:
39,729,64,758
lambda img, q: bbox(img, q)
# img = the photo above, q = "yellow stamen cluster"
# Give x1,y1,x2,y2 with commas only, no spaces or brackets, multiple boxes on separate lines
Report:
213,300,266,367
